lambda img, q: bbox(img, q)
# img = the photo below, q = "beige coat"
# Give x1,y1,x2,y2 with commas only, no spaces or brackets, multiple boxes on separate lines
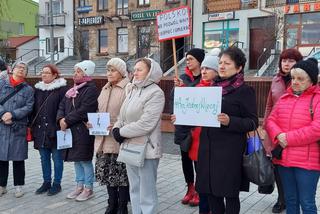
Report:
114,58,165,159
94,78,130,154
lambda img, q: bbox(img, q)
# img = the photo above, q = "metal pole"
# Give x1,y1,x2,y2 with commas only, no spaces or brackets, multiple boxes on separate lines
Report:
49,0,54,64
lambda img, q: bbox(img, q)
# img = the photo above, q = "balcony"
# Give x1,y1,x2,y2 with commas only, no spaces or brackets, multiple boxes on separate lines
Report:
36,13,66,28
265,0,286,7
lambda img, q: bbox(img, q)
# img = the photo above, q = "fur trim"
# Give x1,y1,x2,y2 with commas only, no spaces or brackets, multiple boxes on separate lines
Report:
35,78,67,91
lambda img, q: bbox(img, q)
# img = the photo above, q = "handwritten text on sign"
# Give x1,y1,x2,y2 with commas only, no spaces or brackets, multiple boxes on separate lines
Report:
156,6,191,41
174,87,222,127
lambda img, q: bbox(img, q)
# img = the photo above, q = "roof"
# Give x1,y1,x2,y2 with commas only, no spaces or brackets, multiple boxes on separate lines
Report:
7,36,38,48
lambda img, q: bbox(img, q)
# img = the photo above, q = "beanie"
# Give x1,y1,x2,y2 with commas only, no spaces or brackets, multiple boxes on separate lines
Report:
74,60,95,76
201,55,219,72
107,58,127,77
186,48,205,64
0,59,7,72
210,48,221,57
292,58,319,85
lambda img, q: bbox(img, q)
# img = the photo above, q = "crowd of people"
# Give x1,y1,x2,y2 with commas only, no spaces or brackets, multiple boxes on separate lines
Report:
0,46,319,214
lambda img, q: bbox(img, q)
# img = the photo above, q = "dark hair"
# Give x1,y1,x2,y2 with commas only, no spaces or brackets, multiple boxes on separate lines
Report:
278,48,303,73
135,58,151,71
42,64,60,78
219,47,246,72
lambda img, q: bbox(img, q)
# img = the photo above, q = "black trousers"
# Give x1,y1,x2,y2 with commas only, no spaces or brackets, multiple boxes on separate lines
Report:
208,195,240,214
274,164,285,204
0,160,25,187
181,150,195,183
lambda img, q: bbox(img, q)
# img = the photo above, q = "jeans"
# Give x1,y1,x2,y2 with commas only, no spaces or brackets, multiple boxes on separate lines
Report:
74,161,94,189
278,166,320,214
39,148,63,184
126,159,159,214
0,161,25,186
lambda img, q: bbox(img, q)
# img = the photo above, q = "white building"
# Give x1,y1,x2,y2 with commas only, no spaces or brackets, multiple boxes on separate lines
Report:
37,0,74,60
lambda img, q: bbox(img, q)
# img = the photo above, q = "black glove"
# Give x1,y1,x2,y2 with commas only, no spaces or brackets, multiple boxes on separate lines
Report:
112,128,126,144
271,144,283,160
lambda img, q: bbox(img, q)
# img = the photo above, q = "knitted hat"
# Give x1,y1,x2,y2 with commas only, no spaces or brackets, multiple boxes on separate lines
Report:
0,59,7,72
292,58,319,85
74,60,95,76
210,48,221,56
201,55,219,72
186,48,205,64
107,58,127,77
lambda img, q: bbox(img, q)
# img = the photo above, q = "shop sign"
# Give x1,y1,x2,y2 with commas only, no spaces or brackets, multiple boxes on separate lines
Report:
208,12,234,21
284,2,320,13
131,10,161,21
77,6,93,13
79,16,104,26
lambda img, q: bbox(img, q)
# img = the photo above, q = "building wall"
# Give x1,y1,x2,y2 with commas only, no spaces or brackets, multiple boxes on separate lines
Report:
16,38,39,62
0,0,38,39
38,0,74,59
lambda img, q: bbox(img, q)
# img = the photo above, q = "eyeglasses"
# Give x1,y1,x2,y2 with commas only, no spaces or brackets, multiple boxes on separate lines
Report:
15,65,27,71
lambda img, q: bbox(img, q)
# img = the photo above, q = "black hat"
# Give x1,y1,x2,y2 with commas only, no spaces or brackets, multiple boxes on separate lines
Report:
0,59,6,71
292,58,319,85
186,48,205,64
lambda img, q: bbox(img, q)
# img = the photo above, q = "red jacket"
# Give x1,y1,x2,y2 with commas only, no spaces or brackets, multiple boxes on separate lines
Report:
266,85,320,171
189,79,212,161
263,74,288,154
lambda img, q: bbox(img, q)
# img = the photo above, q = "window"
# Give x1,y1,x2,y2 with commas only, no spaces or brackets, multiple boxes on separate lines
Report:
98,29,108,53
59,38,64,52
46,37,64,54
166,0,180,3
138,0,150,6
117,28,128,53
79,0,90,7
45,0,64,15
98,0,108,10
117,0,128,15
18,23,24,34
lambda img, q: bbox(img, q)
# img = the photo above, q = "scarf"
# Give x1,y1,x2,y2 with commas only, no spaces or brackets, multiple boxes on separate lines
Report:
65,81,89,98
9,75,24,87
198,79,213,87
279,72,291,87
214,72,244,95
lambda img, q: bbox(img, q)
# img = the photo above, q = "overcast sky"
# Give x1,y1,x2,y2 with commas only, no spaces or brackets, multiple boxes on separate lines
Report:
33,0,39,3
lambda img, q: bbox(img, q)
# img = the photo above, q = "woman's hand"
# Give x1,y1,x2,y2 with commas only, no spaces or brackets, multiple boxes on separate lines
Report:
1,112,12,123
277,133,287,148
171,114,176,124
107,124,113,131
112,128,126,144
174,77,183,87
59,118,67,131
86,122,93,129
217,113,230,126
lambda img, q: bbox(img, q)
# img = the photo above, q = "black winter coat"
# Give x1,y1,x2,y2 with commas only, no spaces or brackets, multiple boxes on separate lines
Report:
32,79,68,150
195,84,258,197
57,81,98,162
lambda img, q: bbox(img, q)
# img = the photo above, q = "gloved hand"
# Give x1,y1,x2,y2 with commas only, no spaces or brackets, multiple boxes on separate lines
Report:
112,128,126,144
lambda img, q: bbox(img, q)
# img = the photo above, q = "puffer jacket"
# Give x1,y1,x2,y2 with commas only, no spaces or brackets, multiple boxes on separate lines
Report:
114,58,165,159
263,74,287,154
94,78,129,154
266,85,320,171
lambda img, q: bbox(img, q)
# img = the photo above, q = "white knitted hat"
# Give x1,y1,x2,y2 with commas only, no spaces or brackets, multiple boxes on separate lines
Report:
201,55,219,72
74,60,95,76
107,58,127,77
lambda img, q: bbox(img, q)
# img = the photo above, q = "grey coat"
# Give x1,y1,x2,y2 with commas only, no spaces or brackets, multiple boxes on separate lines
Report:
0,77,34,161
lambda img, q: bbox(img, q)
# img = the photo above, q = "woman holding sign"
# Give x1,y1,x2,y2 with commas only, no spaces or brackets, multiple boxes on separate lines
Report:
196,47,258,214
112,58,165,214
31,64,68,196
57,60,98,202
93,58,130,214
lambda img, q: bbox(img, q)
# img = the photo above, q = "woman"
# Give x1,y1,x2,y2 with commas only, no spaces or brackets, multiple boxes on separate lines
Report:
57,60,98,202
112,58,165,214
263,48,302,213
93,58,130,214
174,48,205,206
196,47,258,214
266,58,320,214
0,61,34,198
32,64,68,196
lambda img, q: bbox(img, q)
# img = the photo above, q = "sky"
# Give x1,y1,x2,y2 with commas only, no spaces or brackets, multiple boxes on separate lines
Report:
32,0,39,3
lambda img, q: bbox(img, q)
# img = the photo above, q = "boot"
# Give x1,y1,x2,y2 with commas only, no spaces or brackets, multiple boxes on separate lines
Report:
35,182,51,195
181,183,196,204
189,192,199,206
47,183,61,196
117,202,128,214
105,186,119,214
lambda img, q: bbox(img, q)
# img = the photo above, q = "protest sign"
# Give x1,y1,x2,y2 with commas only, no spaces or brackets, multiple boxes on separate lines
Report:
57,129,72,150
174,87,222,127
87,112,110,135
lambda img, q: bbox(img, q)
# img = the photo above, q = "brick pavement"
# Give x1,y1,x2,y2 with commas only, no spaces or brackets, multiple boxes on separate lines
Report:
0,133,320,214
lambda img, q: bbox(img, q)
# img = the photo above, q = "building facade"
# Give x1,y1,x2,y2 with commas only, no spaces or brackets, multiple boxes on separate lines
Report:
74,0,190,70
37,0,74,60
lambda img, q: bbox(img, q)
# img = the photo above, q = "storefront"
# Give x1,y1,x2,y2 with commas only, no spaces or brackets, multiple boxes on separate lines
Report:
202,12,239,51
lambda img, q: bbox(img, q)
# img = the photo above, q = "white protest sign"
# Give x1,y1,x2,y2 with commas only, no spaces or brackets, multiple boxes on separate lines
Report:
87,112,110,136
156,6,191,42
57,129,72,150
173,87,222,127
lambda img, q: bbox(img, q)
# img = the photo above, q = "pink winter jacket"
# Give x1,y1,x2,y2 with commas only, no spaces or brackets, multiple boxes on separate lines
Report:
266,85,320,171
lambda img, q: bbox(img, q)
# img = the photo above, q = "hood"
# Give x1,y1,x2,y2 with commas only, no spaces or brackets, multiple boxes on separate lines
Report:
134,58,163,87
35,78,67,91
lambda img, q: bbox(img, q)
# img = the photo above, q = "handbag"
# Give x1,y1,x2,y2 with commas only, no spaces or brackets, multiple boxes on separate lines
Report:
117,136,150,167
258,183,275,194
243,129,275,186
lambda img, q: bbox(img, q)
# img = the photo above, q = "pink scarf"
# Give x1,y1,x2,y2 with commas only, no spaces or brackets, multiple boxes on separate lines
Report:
65,82,87,98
